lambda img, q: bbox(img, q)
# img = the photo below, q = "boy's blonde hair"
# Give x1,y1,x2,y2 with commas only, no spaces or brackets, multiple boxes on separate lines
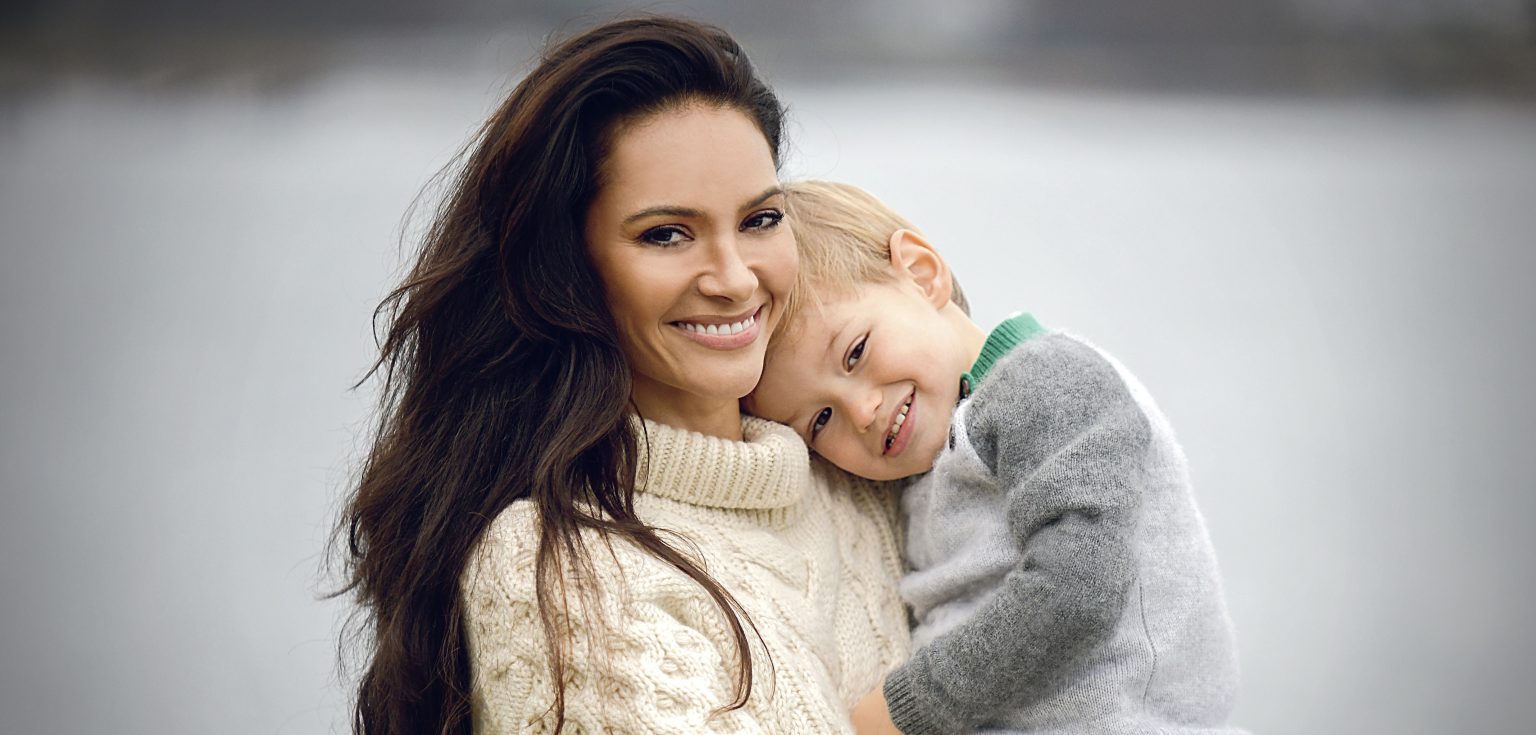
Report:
780,180,968,341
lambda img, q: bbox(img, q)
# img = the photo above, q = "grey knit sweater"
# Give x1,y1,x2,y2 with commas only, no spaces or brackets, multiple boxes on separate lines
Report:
884,315,1243,735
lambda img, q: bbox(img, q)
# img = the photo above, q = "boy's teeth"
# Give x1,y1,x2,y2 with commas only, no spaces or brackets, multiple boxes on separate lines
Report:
680,314,755,335
888,396,913,440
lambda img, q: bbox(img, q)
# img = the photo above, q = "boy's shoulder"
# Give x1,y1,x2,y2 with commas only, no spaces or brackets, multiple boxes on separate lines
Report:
968,331,1129,413
962,330,1150,457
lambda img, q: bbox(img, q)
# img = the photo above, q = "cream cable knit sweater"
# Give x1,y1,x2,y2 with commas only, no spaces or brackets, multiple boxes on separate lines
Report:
462,415,911,734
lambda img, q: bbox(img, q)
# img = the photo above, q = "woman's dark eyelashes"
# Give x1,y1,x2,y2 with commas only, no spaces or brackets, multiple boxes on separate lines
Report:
639,210,779,245
810,406,832,440
741,209,784,231
638,225,690,246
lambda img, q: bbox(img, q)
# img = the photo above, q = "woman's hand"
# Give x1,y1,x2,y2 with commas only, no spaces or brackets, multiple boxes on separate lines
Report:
850,677,902,735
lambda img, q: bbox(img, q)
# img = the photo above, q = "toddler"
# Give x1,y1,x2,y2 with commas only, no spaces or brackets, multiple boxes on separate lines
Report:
746,181,1244,735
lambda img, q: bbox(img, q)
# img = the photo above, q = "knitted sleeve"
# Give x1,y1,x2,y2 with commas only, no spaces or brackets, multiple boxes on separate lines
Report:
883,335,1152,735
461,505,772,734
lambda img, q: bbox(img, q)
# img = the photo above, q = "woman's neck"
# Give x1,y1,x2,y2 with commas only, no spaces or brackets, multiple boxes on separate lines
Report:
629,378,744,440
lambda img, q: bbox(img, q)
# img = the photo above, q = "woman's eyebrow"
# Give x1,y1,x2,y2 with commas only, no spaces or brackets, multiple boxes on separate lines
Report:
619,186,779,225
623,205,701,225
741,185,784,210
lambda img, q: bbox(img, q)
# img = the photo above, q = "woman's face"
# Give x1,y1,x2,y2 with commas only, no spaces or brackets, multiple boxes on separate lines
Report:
584,102,797,431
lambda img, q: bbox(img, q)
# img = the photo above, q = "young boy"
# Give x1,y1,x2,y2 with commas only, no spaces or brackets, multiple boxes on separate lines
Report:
746,181,1244,735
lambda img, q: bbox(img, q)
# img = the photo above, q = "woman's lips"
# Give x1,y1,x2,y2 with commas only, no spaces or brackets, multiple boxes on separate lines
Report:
671,306,762,350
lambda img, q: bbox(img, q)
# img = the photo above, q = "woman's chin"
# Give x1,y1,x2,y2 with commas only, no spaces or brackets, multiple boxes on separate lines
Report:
708,372,768,406
713,373,767,405
687,350,767,403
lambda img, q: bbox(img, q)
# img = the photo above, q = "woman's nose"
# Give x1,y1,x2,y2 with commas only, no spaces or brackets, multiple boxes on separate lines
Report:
696,236,758,301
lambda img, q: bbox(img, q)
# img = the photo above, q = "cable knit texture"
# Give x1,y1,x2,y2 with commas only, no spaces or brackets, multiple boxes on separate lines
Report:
462,415,911,734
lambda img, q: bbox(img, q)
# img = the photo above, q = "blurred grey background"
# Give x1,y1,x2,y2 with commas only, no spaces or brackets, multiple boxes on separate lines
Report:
3,1,1535,733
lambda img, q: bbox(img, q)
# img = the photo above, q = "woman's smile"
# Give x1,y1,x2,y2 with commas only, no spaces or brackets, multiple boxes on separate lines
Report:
670,305,764,349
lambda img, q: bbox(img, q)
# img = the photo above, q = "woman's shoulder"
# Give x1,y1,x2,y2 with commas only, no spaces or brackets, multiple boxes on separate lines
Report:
806,453,901,506
803,456,905,551
460,501,540,606
461,499,691,606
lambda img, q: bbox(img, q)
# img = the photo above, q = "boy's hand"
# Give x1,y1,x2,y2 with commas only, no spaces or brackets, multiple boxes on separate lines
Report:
850,677,902,735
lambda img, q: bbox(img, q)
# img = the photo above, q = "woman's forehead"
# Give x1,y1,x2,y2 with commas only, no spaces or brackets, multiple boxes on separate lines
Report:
597,105,776,206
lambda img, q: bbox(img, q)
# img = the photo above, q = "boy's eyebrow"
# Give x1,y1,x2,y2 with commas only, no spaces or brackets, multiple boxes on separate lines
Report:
821,328,839,366
821,315,852,368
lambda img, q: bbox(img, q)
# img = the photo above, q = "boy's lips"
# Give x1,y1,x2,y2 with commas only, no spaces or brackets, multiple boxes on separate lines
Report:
882,389,916,457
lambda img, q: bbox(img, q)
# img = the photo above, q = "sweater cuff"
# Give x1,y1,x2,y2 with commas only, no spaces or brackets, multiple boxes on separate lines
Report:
883,666,950,735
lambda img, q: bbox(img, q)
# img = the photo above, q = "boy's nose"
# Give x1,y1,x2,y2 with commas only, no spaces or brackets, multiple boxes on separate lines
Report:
841,389,883,433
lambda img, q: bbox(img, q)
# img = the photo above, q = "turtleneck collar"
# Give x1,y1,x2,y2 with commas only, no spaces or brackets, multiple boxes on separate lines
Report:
963,312,1047,390
634,415,809,510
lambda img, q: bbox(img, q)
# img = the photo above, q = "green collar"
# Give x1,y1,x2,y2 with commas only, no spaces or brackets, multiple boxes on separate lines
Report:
960,312,1047,396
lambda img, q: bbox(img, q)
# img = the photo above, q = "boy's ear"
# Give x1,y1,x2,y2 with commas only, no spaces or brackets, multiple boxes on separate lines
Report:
887,229,952,309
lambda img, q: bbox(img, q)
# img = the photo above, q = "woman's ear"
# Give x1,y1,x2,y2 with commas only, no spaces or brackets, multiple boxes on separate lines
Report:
887,229,953,309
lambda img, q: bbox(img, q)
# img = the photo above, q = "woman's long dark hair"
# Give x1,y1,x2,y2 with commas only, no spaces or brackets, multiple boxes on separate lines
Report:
333,16,787,734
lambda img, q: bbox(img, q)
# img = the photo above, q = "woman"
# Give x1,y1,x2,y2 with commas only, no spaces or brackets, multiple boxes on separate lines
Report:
337,16,910,733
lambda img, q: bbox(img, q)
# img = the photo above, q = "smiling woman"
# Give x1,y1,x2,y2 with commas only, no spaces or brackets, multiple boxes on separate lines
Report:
334,15,909,735
584,104,798,437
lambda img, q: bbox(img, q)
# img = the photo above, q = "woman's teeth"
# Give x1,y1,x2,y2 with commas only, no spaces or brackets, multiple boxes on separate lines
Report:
885,395,913,449
677,313,755,336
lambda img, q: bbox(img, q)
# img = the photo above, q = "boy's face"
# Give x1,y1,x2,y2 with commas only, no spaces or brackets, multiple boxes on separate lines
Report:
747,280,973,481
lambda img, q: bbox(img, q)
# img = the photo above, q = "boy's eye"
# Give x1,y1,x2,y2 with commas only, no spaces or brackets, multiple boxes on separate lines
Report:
639,225,690,246
741,209,784,232
845,336,867,371
809,407,832,441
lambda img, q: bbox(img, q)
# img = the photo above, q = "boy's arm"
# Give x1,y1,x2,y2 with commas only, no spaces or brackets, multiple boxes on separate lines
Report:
883,335,1151,735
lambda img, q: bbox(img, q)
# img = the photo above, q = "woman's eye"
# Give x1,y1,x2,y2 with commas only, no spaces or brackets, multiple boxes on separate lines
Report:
639,226,689,246
810,407,832,440
741,210,784,232
845,336,867,371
